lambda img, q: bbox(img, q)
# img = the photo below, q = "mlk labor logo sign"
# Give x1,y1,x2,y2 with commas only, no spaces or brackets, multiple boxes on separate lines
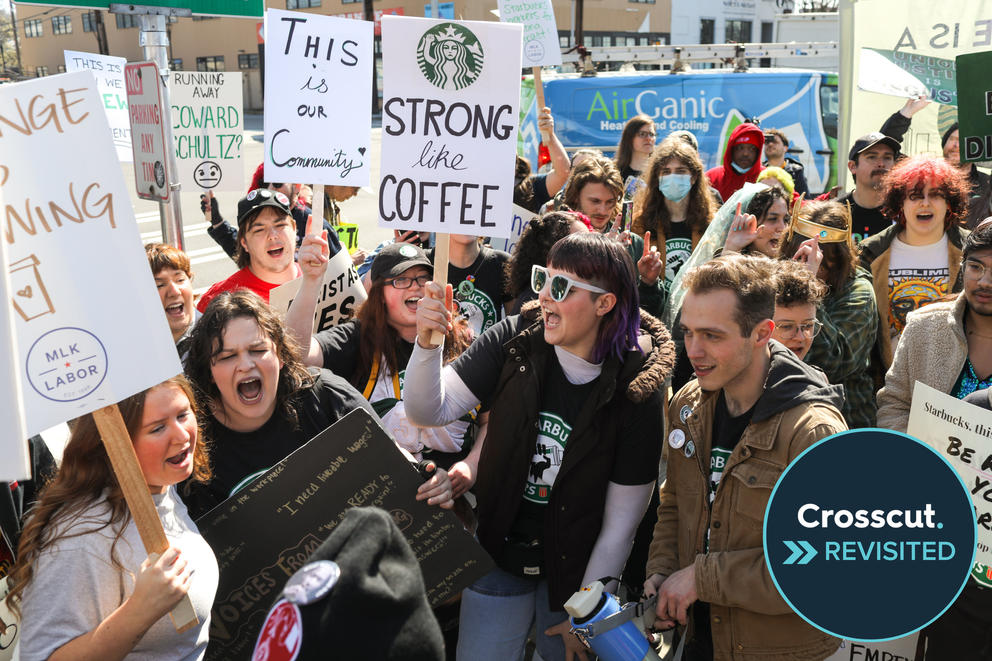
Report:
416,23,484,91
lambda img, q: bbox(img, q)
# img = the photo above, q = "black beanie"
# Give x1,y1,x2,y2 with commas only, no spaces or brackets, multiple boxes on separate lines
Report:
252,507,445,661
942,122,959,149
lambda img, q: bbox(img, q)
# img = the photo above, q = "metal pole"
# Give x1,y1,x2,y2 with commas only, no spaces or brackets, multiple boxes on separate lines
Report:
138,13,185,251
9,0,22,75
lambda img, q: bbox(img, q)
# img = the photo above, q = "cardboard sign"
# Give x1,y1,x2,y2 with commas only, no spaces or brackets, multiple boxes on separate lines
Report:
334,222,360,252
196,408,493,661
268,248,367,333
0,72,182,437
497,0,561,67
491,203,535,254
857,48,957,106
907,382,992,587
125,62,170,201
169,71,244,192
264,9,374,186
63,50,132,162
378,16,522,238
0,193,28,483
956,50,992,163
825,635,919,661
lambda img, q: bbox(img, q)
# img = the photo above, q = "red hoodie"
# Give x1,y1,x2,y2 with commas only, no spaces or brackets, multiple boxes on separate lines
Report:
705,123,765,201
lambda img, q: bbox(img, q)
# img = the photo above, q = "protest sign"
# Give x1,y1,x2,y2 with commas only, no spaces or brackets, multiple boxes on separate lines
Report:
955,50,992,163
169,71,244,192
125,62,170,201
63,50,131,162
264,9,374,187
908,381,992,588
491,203,534,254
0,72,182,436
268,248,367,333
378,16,522,238
825,635,919,661
196,408,493,661
334,222,360,252
857,48,956,106
498,0,561,68
0,196,27,483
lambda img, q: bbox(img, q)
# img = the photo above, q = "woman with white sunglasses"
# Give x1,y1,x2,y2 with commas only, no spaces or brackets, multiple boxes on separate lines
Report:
405,232,674,661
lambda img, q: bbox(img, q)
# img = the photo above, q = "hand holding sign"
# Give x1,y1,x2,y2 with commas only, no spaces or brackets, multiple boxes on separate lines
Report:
133,548,194,621
298,215,330,280
416,281,453,349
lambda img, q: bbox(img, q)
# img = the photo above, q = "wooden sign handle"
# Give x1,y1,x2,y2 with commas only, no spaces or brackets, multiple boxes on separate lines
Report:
532,66,546,111
429,232,450,346
309,184,325,235
91,404,199,634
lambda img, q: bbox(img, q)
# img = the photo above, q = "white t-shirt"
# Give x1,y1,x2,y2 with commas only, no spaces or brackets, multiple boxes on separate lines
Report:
887,234,949,341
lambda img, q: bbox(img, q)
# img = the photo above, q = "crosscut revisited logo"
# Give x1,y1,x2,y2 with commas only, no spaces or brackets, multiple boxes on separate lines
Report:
764,429,976,641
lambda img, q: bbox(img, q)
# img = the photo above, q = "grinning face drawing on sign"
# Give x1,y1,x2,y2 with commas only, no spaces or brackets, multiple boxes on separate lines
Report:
416,23,484,91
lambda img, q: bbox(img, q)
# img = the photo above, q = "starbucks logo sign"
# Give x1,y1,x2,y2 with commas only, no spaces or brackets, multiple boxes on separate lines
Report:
416,23,484,91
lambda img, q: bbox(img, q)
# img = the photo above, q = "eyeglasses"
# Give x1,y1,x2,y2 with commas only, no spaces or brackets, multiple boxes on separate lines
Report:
774,320,823,339
637,130,657,140
386,275,430,289
964,259,992,282
531,265,608,302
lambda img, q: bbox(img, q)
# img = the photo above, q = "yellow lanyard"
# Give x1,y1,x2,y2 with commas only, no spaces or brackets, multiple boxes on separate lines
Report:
363,354,401,401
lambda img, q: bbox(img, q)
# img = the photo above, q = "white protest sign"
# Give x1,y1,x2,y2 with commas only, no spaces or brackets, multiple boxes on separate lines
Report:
125,62,170,201
0,72,183,436
269,248,367,333
491,203,535,254
907,381,992,588
379,16,522,239
63,50,132,162
169,71,244,192
0,190,28,483
497,0,561,67
264,9,373,186
825,635,919,661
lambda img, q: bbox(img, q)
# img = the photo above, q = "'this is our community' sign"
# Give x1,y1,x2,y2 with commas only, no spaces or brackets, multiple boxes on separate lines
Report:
378,16,522,239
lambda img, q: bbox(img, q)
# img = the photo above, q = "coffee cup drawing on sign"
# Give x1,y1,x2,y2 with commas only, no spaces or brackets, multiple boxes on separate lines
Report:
9,254,55,322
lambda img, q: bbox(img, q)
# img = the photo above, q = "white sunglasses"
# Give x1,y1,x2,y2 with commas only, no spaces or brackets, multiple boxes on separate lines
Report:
531,265,608,301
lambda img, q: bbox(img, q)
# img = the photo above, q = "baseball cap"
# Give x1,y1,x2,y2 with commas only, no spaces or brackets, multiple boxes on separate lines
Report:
236,187,293,227
370,242,433,282
848,132,901,161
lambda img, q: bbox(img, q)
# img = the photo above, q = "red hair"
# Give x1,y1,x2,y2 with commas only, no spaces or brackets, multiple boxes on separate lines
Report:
880,155,969,228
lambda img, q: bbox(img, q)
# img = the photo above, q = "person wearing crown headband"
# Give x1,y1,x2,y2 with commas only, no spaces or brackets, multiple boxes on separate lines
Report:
630,137,716,293
860,156,971,374
778,200,878,429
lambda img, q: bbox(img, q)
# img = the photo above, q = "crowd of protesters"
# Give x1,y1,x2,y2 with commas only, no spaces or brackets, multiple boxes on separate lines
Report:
3,91,992,661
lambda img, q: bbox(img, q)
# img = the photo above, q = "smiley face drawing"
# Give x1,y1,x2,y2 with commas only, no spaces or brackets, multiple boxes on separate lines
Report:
193,160,222,189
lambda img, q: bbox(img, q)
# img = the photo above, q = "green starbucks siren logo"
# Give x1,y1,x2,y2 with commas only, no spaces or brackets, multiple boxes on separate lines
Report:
416,23,484,91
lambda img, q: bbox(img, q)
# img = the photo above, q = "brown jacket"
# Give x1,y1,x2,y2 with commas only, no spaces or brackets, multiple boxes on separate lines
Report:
646,342,847,660
860,224,968,369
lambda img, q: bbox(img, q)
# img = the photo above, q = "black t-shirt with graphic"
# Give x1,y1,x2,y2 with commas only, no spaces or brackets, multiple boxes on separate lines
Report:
315,320,413,391
836,191,891,243
430,246,510,338
664,219,693,292
709,391,755,506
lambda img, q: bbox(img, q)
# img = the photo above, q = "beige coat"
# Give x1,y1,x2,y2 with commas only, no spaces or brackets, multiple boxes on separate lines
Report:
876,294,968,433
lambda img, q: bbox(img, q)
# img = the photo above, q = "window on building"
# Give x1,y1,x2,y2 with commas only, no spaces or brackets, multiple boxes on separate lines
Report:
57,64,66,72
725,19,752,43
171,58,184,71
238,53,259,69
628,0,655,3
82,12,97,32
52,16,72,35
197,56,225,71
287,0,321,7
24,19,42,38
192,16,217,21
700,18,715,44
116,14,139,29
36,66,49,77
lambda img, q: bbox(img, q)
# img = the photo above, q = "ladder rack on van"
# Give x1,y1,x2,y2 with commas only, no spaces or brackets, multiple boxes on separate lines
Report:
561,41,838,73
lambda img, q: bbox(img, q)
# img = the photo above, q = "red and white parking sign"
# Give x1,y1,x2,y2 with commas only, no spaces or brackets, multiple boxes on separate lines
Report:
125,61,170,201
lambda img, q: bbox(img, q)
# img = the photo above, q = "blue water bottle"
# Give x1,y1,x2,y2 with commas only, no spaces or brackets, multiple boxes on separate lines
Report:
564,581,660,661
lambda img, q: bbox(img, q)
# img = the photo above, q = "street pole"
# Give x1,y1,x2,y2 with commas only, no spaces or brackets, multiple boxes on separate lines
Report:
131,9,186,250
9,0,21,75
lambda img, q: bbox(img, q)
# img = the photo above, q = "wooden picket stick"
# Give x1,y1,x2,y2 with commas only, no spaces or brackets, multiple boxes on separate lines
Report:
91,404,198,633
429,232,450,346
310,184,325,234
532,66,546,111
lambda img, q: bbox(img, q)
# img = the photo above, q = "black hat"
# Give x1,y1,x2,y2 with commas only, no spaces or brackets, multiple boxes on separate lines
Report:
370,242,433,282
252,507,445,661
942,122,959,149
848,132,901,161
236,188,293,227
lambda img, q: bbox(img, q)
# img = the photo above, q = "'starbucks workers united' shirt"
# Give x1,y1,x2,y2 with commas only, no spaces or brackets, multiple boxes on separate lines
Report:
664,219,693,293
431,246,510,338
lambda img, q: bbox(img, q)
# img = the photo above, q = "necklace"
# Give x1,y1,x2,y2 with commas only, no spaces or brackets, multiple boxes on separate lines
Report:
454,250,484,299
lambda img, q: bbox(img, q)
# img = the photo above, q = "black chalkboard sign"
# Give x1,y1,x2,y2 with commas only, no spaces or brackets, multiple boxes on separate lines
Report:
196,408,493,661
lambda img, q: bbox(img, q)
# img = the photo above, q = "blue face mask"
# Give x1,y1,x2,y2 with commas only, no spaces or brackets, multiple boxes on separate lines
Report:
731,161,751,174
659,174,692,202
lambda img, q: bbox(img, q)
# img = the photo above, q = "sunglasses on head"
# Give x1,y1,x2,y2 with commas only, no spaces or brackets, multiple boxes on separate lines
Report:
531,265,608,302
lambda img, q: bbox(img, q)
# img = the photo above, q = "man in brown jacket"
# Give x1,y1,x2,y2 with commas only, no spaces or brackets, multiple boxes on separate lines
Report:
644,254,847,660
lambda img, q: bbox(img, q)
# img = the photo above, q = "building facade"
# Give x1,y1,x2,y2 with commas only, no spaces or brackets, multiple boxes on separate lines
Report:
14,0,671,110
669,0,784,46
